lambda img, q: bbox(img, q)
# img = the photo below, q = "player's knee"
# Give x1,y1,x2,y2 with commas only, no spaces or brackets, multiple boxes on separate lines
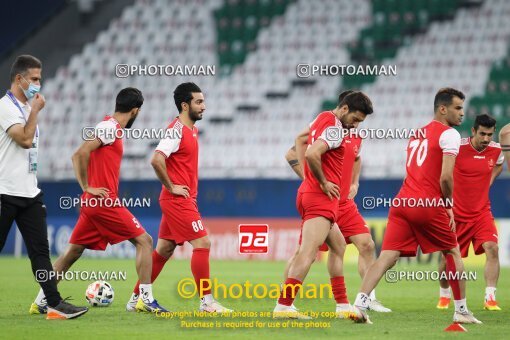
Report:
296,247,317,264
157,245,174,258
484,243,499,258
193,236,211,249
135,233,153,249
158,248,173,259
287,254,297,267
327,236,346,256
329,243,345,257
144,234,153,248
381,251,399,269
67,245,85,260
358,239,375,256
442,248,460,258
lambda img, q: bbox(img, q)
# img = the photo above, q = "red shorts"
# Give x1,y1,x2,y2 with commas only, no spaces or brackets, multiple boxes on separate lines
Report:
307,200,370,252
336,200,370,244
456,211,498,258
296,191,338,223
158,198,208,245
69,206,146,250
382,204,458,256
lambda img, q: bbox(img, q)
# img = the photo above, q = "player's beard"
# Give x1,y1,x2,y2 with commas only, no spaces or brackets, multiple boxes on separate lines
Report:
189,108,203,122
126,115,137,129
340,116,354,129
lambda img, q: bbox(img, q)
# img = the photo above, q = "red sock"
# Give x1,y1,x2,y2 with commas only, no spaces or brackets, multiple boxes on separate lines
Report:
133,250,169,295
445,254,461,300
191,248,211,296
330,276,349,304
278,278,302,306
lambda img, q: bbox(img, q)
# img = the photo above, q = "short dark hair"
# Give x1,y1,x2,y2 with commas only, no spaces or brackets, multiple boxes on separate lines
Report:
339,91,373,115
115,87,144,113
473,113,496,131
433,87,465,112
338,90,354,106
10,55,42,82
174,82,202,112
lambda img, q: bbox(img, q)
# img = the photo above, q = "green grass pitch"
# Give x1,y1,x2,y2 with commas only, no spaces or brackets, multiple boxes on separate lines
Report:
0,256,508,339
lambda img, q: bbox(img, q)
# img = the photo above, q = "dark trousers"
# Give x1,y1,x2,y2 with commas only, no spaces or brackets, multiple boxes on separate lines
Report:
0,192,62,307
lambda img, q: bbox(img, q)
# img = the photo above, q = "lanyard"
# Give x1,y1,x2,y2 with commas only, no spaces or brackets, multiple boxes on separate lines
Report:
6,90,39,138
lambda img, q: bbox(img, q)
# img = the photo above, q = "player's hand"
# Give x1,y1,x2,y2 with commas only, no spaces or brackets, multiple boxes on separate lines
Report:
169,184,190,198
446,208,456,232
85,187,110,198
320,181,340,200
348,183,359,199
31,93,45,112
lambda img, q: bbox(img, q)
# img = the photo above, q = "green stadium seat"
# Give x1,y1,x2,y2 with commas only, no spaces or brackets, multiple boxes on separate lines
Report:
214,0,296,72
321,0,463,110
468,46,510,138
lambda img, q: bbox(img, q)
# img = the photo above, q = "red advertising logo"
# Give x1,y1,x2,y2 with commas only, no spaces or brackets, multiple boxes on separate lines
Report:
239,224,269,254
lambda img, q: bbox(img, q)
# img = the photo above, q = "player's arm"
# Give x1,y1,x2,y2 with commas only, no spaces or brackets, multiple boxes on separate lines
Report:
152,133,190,198
490,164,503,186
286,127,310,180
305,139,340,200
295,126,310,174
500,123,510,171
285,146,303,179
348,156,361,199
72,139,109,197
439,129,461,231
440,154,456,231
6,93,45,149
150,152,189,198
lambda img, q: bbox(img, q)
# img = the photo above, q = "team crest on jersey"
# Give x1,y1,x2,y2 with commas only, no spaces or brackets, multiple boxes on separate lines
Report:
488,158,494,169
353,145,359,155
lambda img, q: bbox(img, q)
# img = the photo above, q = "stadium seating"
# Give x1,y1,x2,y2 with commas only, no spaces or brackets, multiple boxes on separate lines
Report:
38,0,224,179
322,0,467,109
214,0,295,75
459,46,510,136
359,0,510,177
36,0,510,180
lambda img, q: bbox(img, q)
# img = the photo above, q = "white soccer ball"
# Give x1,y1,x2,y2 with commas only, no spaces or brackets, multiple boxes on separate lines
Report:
85,280,114,307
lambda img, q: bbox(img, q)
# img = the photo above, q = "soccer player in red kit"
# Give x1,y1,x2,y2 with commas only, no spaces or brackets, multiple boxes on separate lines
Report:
31,88,167,314
283,91,390,316
351,88,481,324
273,91,374,319
126,83,231,313
437,114,504,311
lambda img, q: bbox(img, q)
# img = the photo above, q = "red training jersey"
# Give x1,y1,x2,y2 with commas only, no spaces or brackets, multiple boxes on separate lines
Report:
399,120,461,199
339,136,362,205
155,117,199,200
453,138,504,221
298,111,345,195
84,115,123,199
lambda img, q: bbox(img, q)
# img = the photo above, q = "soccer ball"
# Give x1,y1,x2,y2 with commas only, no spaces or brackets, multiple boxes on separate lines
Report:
85,280,114,307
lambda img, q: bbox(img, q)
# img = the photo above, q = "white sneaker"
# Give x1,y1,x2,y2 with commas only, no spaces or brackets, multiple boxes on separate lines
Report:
453,311,482,324
350,305,372,324
336,304,355,319
126,293,138,312
369,299,392,312
273,303,311,319
200,298,232,313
